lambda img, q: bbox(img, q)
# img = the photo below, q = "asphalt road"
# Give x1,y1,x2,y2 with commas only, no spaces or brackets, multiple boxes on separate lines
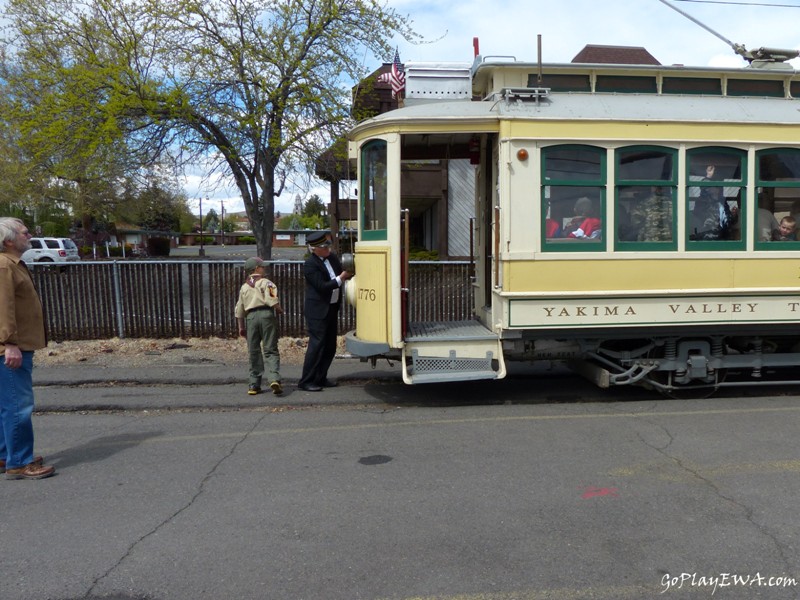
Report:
4,372,800,600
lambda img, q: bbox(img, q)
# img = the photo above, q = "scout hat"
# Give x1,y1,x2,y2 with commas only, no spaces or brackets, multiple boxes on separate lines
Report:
244,256,264,272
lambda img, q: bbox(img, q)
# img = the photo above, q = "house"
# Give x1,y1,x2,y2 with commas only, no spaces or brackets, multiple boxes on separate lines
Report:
571,44,661,65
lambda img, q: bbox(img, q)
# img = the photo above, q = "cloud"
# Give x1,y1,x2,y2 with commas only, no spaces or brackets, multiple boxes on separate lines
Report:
389,0,800,68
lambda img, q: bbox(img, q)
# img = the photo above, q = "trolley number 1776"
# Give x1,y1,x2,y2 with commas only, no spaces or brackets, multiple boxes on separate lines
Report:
358,288,377,301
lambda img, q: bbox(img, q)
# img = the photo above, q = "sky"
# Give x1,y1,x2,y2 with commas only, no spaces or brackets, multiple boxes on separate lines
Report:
182,0,800,216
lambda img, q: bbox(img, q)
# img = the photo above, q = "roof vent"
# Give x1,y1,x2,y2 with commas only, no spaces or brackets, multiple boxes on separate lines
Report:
404,62,472,102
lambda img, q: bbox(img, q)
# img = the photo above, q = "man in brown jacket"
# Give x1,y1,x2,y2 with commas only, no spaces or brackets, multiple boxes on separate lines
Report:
0,218,55,480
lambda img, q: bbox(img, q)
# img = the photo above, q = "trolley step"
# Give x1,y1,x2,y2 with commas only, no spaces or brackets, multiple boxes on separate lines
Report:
401,320,507,384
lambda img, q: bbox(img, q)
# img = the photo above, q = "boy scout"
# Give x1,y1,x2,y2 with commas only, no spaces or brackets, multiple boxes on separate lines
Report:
234,257,283,395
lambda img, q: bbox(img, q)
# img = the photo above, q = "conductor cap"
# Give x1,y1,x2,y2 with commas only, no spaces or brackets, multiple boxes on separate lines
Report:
307,231,331,247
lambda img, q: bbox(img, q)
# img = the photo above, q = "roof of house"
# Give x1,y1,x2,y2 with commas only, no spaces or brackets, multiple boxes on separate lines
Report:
571,44,661,65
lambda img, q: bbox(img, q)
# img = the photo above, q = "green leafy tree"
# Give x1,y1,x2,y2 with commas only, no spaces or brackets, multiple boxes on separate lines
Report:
137,184,189,233
302,194,326,218
0,73,75,222
0,25,150,231
300,194,329,227
203,208,220,232
277,213,324,230
1,0,418,259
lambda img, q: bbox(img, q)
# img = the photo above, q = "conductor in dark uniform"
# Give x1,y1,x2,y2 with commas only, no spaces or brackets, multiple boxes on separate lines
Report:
298,231,352,391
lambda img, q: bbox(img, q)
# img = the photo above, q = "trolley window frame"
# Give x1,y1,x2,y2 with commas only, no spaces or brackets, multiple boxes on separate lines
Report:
359,139,389,241
540,144,607,253
614,145,678,252
685,147,747,252
755,147,800,250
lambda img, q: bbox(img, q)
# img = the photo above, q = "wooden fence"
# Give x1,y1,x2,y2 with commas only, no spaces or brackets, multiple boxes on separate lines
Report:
29,260,474,341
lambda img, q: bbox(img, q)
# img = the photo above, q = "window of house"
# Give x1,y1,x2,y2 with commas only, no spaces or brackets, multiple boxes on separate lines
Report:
360,140,388,241
755,148,800,249
541,145,606,252
686,147,746,250
615,146,677,250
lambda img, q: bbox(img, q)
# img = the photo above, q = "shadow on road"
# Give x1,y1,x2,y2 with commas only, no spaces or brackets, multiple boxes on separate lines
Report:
362,366,658,408
45,431,165,471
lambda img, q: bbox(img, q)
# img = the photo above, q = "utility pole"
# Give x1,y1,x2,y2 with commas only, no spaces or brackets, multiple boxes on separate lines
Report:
220,199,225,247
199,197,206,257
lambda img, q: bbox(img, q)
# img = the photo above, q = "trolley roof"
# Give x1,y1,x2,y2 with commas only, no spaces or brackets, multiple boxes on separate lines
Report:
349,61,800,142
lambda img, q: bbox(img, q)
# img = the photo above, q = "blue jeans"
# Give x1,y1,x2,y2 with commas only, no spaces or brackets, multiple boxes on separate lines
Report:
0,352,35,469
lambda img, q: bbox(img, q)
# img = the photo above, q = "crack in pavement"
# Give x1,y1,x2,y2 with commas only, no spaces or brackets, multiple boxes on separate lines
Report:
83,411,271,597
631,415,792,573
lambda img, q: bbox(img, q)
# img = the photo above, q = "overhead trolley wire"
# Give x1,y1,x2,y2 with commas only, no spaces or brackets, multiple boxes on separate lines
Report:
674,0,800,8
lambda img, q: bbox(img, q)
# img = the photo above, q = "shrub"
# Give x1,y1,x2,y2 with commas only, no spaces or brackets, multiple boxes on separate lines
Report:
409,248,439,261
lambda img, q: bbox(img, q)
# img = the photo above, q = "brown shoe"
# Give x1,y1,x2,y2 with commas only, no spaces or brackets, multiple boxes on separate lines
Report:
0,455,43,474
6,462,55,480
270,381,283,395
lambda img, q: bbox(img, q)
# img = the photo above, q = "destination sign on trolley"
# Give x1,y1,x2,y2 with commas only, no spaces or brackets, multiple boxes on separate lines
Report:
508,296,800,328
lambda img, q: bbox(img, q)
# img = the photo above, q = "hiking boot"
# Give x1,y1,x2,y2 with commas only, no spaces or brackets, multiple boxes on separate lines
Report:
248,386,262,395
270,381,283,395
6,462,55,480
0,455,43,474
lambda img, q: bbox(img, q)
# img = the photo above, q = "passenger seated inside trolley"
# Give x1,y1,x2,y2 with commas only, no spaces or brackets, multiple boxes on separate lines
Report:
624,186,673,242
758,197,780,242
772,215,797,241
756,193,800,243
689,187,735,241
564,196,602,239
546,193,602,241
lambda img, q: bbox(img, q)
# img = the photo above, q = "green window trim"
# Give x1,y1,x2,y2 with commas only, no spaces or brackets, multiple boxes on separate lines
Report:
754,148,800,250
541,145,607,253
614,146,678,251
360,139,388,241
685,147,747,251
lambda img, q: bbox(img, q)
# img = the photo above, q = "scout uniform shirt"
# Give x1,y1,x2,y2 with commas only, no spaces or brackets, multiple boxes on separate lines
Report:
234,274,280,318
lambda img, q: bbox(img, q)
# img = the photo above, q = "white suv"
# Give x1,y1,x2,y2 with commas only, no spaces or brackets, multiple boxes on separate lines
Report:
21,237,80,263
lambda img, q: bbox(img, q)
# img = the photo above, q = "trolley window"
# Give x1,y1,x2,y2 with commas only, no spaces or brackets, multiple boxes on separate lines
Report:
615,146,677,251
686,147,746,251
595,75,657,94
727,79,784,98
755,148,800,250
360,140,388,241
662,77,722,95
541,145,606,252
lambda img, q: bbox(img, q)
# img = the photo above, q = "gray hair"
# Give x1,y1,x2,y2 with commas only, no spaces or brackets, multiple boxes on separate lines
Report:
0,217,24,251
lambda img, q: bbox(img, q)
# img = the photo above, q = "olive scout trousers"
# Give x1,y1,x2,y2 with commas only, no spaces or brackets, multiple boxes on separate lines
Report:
245,308,280,387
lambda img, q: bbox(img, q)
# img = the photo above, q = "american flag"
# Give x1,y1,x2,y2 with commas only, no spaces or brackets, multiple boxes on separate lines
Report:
377,49,405,98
